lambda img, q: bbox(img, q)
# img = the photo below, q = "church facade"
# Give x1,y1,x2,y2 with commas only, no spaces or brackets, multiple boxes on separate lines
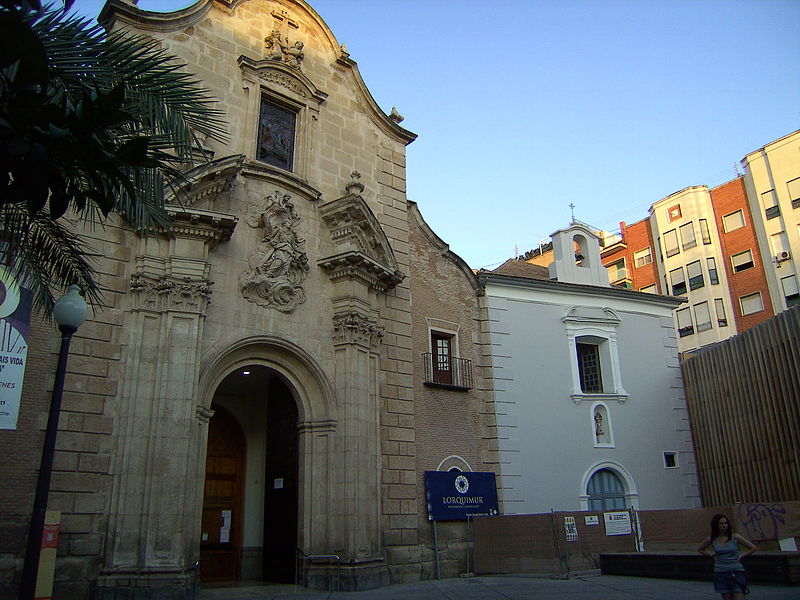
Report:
0,1,498,597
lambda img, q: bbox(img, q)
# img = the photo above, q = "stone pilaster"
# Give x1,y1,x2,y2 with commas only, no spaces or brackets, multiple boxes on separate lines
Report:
97,209,236,599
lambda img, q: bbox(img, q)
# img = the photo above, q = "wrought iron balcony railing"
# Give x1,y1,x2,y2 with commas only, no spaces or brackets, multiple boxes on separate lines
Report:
422,353,473,391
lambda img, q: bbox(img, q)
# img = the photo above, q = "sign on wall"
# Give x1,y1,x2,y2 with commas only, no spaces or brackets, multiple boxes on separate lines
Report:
0,267,33,430
424,471,499,521
604,511,632,535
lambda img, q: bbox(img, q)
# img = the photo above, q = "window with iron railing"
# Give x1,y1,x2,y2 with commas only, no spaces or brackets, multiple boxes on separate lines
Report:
422,353,473,391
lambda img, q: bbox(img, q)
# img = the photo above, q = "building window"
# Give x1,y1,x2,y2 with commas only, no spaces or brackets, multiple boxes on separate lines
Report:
564,307,627,402
667,204,682,222
634,247,652,268
707,257,719,285
257,98,296,171
663,229,680,258
432,332,453,384
740,292,764,316
694,301,712,332
639,284,656,294
679,222,696,251
686,260,704,290
788,177,800,210
771,231,790,263
714,298,727,327
577,342,603,393
587,469,626,511
698,219,712,245
423,326,472,391
663,452,678,469
676,307,694,337
762,189,780,220
722,210,745,232
781,275,800,307
669,266,686,295
731,250,754,273
607,259,627,285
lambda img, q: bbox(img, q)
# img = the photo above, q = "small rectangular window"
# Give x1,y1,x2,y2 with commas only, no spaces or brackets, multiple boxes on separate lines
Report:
676,307,694,337
694,301,712,332
663,451,678,468
679,222,697,250
731,250,754,273
722,210,745,232
667,204,682,222
257,98,296,171
740,292,764,316
639,284,657,294
762,189,780,220
634,247,652,268
707,257,719,285
714,298,727,327
607,259,627,284
698,219,712,245
577,343,603,393
663,229,680,258
788,178,800,209
686,260,704,290
781,275,800,307
670,266,687,295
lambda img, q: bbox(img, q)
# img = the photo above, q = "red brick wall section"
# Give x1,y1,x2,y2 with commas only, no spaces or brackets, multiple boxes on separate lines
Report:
710,178,774,332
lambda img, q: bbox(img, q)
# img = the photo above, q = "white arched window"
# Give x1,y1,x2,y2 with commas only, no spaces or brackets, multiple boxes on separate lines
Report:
579,462,639,511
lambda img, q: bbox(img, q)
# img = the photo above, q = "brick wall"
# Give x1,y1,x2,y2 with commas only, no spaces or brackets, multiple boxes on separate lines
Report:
711,177,774,331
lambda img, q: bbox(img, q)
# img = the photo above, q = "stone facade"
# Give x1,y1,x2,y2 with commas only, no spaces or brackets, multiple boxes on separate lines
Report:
0,1,498,597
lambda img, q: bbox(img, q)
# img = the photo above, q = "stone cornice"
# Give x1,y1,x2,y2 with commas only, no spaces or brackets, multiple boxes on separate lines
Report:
241,160,322,201
318,251,404,293
164,206,238,249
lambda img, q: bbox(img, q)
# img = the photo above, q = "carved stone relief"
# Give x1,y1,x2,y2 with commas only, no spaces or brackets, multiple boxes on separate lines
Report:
241,190,309,312
264,29,304,69
332,311,384,349
129,274,214,313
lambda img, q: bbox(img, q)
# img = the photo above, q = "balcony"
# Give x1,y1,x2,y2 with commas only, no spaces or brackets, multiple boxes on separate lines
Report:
422,353,473,391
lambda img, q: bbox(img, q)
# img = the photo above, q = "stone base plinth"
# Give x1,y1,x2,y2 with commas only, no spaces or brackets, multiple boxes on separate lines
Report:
95,569,197,599
302,557,390,591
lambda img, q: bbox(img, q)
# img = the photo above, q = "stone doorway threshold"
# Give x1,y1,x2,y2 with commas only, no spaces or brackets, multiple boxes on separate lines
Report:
199,582,328,598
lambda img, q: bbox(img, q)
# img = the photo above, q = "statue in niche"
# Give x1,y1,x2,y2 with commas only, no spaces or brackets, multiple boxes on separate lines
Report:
264,29,304,68
594,410,605,436
240,191,309,312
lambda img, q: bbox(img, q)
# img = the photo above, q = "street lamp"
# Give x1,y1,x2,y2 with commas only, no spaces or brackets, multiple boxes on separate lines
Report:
19,285,87,600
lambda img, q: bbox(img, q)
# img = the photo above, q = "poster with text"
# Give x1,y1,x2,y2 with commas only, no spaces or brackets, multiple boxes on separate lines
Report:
604,511,632,536
0,267,33,429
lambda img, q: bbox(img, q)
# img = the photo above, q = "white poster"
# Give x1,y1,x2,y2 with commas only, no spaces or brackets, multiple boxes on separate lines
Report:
564,516,578,541
604,511,632,535
0,268,32,430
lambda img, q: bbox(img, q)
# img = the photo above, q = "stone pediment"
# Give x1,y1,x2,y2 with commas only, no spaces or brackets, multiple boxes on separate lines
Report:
165,154,245,209
562,306,621,326
318,172,404,292
238,55,328,105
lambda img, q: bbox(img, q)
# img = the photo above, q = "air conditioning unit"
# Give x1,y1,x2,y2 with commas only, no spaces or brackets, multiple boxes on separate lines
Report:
775,251,791,262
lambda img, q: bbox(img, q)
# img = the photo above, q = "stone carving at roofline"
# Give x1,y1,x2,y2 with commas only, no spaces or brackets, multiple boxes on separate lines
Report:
265,30,304,68
241,190,309,312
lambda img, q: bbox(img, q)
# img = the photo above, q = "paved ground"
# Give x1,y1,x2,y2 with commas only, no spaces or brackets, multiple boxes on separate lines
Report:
199,574,799,599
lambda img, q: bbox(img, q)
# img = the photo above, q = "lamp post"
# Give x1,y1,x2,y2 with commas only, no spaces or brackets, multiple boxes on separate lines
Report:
19,285,87,600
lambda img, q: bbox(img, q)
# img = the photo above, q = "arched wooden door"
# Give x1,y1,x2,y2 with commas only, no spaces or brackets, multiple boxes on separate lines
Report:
200,406,245,582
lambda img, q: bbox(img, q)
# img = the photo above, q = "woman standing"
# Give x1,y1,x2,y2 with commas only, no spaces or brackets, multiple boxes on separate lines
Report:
698,514,758,599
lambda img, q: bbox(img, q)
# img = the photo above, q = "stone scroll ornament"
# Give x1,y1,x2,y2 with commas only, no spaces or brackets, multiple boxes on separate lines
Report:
240,191,310,312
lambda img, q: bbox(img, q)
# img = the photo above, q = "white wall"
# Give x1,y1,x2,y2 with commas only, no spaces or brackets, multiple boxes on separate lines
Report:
486,282,700,514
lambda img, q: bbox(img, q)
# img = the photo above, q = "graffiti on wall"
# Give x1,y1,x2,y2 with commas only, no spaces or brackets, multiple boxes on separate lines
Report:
737,503,786,541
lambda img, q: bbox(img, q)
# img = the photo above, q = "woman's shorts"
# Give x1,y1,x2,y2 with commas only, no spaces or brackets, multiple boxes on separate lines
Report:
714,570,748,594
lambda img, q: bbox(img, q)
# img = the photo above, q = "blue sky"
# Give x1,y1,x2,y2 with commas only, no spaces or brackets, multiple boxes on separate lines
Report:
70,0,800,268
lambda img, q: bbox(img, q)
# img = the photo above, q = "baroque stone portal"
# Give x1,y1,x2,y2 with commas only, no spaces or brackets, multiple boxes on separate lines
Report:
241,190,309,312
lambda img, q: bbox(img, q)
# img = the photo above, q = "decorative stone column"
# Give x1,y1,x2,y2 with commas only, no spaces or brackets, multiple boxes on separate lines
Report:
97,207,236,599
317,173,404,590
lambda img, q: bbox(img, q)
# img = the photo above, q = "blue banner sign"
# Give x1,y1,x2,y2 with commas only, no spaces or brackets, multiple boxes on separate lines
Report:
424,471,499,521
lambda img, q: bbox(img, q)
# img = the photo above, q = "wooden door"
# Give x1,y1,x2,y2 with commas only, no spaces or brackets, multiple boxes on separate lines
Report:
200,406,245,582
